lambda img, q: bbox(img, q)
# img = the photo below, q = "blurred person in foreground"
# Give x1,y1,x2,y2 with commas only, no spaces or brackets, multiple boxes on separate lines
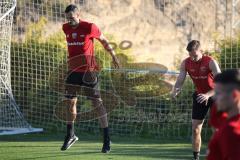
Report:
207,69,240,160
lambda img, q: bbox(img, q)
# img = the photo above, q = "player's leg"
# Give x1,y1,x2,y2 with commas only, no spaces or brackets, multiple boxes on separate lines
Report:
90,97,110,153
65,95,77,135
83,71,111,153
91,97,108,128
191,92,211,160
61,96,79,151
61,73,80,151
192,119,204,160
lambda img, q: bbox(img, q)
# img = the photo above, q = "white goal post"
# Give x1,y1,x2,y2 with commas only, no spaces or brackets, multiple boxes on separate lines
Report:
0,0,43,135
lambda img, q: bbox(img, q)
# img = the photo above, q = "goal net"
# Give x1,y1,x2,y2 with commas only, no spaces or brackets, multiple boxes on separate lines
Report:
0,0,42,135
6,0,240,138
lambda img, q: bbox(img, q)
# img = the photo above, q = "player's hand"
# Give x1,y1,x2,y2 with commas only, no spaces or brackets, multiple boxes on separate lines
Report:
171,88,181,100
112,56,120,69
196,94,210,105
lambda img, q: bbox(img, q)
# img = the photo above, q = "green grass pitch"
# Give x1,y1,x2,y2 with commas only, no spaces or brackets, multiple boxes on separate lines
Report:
0,132,207,160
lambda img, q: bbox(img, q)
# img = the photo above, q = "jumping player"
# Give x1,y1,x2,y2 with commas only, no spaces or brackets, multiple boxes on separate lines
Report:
207,69,240,160
171,40,221,160
61,4,120,153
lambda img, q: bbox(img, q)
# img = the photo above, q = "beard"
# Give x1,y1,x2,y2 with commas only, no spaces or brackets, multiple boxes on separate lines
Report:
69,20,78,27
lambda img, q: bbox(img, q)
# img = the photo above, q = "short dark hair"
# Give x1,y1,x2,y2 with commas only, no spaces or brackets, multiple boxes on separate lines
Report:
186,40,200,52
214,69,240,89
65,4,78,13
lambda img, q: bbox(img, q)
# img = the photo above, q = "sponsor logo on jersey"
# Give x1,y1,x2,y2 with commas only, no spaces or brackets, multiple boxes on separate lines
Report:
200,66,207,72
191,75,208,79
190,69,195,72
67,42,85,46
72,33,77,39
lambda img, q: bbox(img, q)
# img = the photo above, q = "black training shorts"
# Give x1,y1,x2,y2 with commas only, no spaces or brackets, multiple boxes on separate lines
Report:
65,71,101,99
192,92,214,120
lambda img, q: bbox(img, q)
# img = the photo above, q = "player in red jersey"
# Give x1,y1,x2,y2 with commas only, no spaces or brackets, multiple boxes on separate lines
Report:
171,40,221,160
207,69,240,160
60,4,120,153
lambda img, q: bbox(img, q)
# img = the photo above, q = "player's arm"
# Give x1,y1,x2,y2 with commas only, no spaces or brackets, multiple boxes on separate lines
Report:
171,60,187,99
209,59,221,77
205,59,221,97
90,23,120,68
197,59,221,104
98,34,120,69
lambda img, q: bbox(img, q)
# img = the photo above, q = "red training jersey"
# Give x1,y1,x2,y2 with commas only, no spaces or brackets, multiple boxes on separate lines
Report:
207,114,240,160
62,20,102,72
185,55,214,94
209,103,228,130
